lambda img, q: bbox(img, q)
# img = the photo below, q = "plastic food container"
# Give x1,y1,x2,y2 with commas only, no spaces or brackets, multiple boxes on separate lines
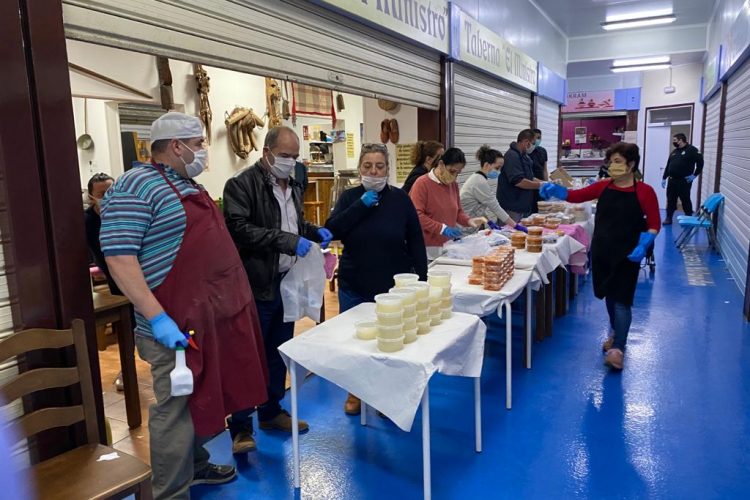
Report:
441,309,452,320
437,285,451,298
393,273,420,287
388,287,417,306
417,320,431,335
374,293,404,313
428,286,443,303
377,335,405,353
402,303,417,318
403,327,418,344
429,304,442,316
416,298,430,311
429,314,443,326
403,315,417,330
427,270,452,287
409,282,431,300
377,311,404,326
377,323,403,339
355,321,379,340
416,310,430,323
441,296,453,309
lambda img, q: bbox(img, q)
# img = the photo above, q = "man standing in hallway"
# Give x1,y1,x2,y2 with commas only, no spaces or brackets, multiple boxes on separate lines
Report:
661,133,703,224
223,126,333,453
528,128,549,181
497,129,544,221
101,112,268,499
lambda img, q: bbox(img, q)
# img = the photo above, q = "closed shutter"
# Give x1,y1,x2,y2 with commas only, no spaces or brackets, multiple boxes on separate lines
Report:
453,64,531,187
536,97,560,173
62,0,442,109
719,61,750,295
701,93,721,200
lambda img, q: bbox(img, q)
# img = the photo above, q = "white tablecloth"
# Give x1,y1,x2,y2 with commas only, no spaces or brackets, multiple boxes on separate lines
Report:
278,304,486,432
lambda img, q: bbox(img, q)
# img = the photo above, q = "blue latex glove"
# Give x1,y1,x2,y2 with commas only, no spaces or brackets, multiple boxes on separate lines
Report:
539,183,568,201
296,237,312,257
686,174,696,183
487,220,501,230
442,226,462,240
149,312,189,349
318,228,333,249
360,190,379,207
661,179,667,189
514,223,529,234
627,232,657,262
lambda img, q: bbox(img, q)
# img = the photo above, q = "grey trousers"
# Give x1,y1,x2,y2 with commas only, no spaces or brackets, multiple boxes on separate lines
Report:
136,336,210,500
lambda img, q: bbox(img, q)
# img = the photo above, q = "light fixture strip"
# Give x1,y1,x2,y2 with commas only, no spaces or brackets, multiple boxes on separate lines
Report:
610,63,672,73
612,56,671,67
602,15,676,31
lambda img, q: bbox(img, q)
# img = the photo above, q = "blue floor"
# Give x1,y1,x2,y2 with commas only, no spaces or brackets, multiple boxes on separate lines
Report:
194,224,750,499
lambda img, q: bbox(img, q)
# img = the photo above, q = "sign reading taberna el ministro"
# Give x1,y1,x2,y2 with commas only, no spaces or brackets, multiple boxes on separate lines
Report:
316,0,450,54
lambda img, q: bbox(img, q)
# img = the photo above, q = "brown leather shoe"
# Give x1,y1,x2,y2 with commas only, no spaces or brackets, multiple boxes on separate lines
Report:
602,335,614,352
231,431,257,454
344,393,361,415
259,410,309,433
380,119,389,143
389,119,400,143
604,348,624,370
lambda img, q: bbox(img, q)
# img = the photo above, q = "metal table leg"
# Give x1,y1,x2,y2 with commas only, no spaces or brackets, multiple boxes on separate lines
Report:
505,301,512,409
474,377,482,453
422,385,431,500
361,402,367,426
525,284,532,369
290,360,300,489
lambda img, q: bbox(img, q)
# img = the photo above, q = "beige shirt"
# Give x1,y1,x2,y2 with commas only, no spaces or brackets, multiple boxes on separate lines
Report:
271,176,299,273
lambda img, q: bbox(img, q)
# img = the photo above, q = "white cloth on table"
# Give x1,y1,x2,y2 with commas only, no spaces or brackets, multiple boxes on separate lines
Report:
278,304,486,432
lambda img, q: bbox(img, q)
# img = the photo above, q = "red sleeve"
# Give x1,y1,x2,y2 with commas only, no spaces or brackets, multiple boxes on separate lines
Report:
637,183,662,231
409,177,443,239
566,180,610,203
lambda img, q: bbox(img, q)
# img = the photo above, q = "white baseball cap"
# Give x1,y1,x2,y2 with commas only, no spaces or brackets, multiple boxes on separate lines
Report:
150,112,204,143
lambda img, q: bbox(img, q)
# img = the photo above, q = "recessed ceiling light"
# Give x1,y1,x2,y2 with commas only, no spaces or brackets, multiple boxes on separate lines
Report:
611,63,672,73
606,9,673,23
602,14,676,31
612,56,671,67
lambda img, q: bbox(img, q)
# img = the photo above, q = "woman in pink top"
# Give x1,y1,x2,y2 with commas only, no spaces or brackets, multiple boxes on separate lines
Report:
409,147,487,259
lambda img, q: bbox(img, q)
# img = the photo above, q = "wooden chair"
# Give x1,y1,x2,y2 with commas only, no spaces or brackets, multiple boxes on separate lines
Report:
0,320,152,499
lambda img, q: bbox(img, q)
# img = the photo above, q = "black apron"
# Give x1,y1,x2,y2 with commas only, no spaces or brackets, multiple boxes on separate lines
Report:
591,181,645,306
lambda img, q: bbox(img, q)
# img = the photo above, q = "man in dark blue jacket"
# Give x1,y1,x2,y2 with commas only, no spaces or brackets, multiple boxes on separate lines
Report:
497,129,544,221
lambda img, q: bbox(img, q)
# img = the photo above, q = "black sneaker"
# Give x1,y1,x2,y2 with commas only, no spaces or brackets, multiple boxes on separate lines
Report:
192,464,237,485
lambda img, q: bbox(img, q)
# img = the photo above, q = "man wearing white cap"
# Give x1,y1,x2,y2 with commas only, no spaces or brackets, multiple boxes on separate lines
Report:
100,112,268,499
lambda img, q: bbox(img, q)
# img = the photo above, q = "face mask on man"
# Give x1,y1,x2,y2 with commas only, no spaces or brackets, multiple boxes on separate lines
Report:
178,141,208,178
361,175,388,192
487,170,500,180
436,166,458,185
672,141,680,149
267,151,296,179
535,139,542,147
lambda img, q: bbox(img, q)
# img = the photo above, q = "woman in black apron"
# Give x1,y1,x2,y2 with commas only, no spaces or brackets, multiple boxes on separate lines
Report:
541,143,661,370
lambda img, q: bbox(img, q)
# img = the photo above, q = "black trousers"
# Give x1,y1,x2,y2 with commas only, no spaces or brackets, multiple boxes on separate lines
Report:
666,177,693,218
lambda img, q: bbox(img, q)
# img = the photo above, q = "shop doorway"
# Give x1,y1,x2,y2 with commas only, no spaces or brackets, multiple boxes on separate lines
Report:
643,104,694,209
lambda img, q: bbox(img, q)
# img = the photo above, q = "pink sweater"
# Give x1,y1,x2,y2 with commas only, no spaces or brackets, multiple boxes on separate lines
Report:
409,172,470,247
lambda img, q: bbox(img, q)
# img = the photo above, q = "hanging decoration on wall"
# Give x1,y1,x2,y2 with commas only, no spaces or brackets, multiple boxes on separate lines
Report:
336,93,345,112
194,64,213,144
225,107,265,159
282,81,291,121
266,77,283,129
156,56,174,111
291,82,337,127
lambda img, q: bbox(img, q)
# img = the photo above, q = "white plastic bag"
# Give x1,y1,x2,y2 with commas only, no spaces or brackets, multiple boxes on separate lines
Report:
443,231,510,260
280,245,325,322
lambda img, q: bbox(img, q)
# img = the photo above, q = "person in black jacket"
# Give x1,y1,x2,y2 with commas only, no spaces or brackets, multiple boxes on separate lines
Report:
497,129,544,221
223,126,332,452
326,143,427,415
661,133,704,224
401,140,444,193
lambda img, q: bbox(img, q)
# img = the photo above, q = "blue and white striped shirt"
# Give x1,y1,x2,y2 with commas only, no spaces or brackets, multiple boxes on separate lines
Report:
100,162,200,337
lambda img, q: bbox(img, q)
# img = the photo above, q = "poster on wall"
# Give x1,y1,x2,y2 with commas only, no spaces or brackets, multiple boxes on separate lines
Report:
346,133,355,158
563,91,615,113
396,144,415,183
574,127,587,144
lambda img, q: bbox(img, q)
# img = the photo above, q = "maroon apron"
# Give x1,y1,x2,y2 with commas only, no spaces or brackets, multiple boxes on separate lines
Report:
151,164,268,436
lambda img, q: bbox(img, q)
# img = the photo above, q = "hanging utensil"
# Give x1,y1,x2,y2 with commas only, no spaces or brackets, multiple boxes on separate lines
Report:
282,81,291,120
76,98,95,150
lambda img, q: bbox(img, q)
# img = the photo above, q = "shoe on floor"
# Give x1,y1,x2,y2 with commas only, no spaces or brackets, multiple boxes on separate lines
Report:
192,464,237,485
259,410,309,433
231,430,257,454
662,218,672,225
344,394,361,415
114,372,124,392
604,348,624,370
602,335,615,352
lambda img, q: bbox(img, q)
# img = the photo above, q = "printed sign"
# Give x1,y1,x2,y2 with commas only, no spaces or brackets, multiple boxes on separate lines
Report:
453,7,537,92
396,143,415,183
563,90,615,113
315,0,450,54
346,133,355,158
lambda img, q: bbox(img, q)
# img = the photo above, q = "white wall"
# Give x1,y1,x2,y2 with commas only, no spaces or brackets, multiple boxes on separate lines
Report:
362,98,419,186
707,0,747,61
567,73,643,93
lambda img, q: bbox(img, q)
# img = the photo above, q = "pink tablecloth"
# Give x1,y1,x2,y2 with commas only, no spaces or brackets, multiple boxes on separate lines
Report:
557,224,591,274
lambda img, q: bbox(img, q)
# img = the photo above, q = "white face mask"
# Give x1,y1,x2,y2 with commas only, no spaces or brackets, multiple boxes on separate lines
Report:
527,144,536,154
361,175,387,192
178,141,208,178
268,151,296,179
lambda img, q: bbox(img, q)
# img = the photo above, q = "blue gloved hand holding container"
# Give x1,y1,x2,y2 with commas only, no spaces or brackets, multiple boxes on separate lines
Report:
149,312,189,349
317,228,333,248
442,226,462,240
296,237,312,257
626,232,657,262
360,190,379,207
539,183,568,201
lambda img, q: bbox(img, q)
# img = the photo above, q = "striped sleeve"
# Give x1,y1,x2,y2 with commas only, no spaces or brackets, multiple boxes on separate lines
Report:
100,191,153,256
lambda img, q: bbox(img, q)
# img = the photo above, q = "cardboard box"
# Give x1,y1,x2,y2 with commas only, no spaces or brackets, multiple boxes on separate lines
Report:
550,167,574,188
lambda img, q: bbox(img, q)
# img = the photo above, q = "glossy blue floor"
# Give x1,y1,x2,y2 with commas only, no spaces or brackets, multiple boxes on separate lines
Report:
194,224,750,499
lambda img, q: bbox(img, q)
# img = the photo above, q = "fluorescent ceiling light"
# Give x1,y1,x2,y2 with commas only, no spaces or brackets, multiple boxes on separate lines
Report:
611,63,672,73
612,56,671,67
606,9,673,23
602,15,676,31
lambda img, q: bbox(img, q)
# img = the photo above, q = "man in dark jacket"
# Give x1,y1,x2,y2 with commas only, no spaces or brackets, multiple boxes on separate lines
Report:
223,126,332,453
662,133,704,224
497,129,545,221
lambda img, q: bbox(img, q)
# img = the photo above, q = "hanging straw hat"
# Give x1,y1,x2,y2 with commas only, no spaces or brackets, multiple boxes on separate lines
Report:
377,99,399,112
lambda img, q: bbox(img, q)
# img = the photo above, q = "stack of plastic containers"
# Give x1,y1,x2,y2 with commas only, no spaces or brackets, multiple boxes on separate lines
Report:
427,270,453,324
374,293,404,352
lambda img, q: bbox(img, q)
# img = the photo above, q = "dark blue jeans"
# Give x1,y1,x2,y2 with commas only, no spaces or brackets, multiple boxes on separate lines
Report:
338,287,369,313
229,274,295,434
605,297,632,351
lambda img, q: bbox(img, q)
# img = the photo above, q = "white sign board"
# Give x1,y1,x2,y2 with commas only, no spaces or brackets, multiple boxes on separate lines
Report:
316,0,450,54
453,8,537,92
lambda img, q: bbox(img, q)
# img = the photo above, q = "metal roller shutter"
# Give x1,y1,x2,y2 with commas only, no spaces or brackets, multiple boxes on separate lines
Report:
719,61,750,295
701,93,721,200
62,0,442,109
453,64,532,187
536,97,560,172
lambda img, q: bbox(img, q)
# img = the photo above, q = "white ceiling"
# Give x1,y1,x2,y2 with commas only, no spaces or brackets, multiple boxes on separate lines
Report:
534,0,717,38
567,50,706,77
